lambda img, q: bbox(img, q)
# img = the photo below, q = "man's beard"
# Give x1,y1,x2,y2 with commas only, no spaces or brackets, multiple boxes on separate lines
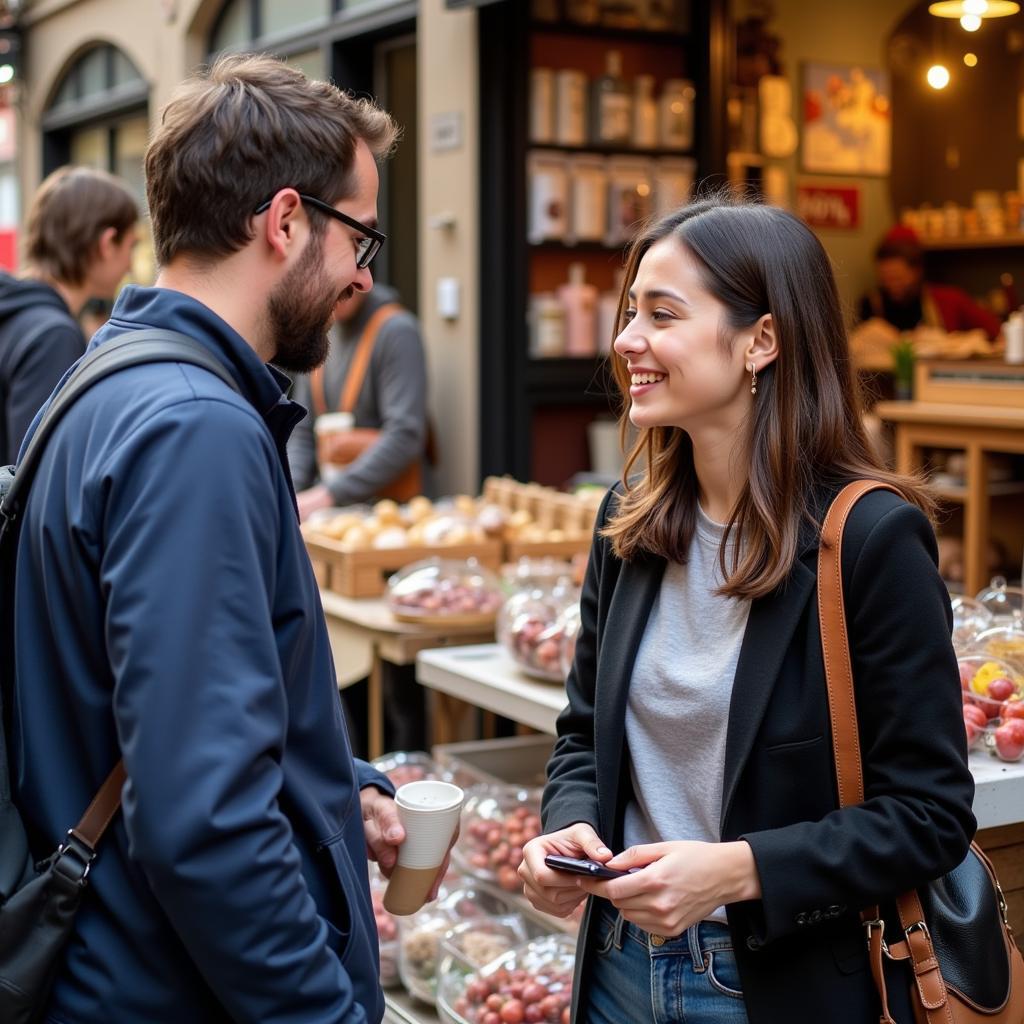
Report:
267,232,345,373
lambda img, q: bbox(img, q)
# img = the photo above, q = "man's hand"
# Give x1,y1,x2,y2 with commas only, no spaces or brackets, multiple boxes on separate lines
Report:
361,787,405,877
577,840,761,936
297,484,333,522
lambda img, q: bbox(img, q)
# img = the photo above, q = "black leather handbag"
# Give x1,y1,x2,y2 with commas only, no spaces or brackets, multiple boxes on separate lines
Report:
819,482,1024,1024
0,331,240,1023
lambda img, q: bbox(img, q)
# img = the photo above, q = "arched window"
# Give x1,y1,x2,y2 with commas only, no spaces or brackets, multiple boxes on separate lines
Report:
42,44,153,283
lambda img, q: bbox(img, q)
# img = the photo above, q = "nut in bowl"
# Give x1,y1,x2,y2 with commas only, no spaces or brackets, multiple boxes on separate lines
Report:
388,558,505,627
498,587,578,682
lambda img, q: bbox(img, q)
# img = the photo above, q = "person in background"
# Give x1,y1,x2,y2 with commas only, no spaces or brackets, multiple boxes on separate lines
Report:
0,166,137,464
858,225,1001,340
519,197,974,1024
288,284,428,520
10,54,440,1024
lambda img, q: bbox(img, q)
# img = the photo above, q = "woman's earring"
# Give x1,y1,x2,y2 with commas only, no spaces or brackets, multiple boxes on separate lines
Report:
749,363,757,396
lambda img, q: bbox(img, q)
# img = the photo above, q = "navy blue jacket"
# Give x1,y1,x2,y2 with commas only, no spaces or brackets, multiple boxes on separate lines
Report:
10,286,391,1023
0,272,84,465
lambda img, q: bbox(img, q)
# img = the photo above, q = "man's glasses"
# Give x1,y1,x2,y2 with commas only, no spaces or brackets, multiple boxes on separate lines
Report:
254,192,386,270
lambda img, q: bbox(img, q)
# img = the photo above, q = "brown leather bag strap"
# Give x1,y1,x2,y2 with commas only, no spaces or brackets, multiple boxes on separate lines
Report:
819,480,952,1023
338,303,403,414
818,480,901,808
68,759,125,850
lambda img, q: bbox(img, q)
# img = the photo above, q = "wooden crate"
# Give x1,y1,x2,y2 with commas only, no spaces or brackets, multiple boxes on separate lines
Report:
913,358,1024,409
305,536,504,598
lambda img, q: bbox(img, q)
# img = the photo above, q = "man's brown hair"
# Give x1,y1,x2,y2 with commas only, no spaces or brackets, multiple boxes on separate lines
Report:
145,54,399,267
25,167,138,286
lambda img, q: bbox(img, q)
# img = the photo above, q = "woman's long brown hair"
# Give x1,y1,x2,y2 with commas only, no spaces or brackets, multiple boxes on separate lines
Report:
603,195,934,600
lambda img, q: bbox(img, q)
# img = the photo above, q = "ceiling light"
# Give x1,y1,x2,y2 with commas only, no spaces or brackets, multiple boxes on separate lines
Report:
927,64,951,88
929,1,1019,18
961,12,982,27
964,51,979,64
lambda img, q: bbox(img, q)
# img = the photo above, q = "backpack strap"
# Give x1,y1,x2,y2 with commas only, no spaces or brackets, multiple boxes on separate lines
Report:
0,328,242,861
339,303,403,413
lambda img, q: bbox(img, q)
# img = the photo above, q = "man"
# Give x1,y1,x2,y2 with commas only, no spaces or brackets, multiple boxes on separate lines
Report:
11,55,425,1023
858,225,1001,339
289,285,428,520
0,166,137,463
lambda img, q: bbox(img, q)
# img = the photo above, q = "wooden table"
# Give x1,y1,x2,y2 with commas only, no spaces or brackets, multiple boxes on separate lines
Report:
875,400,1024,594
416,643,1024,934
319,592,495,759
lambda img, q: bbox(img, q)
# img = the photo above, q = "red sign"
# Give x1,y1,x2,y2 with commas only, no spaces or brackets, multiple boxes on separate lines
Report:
797,183,861,230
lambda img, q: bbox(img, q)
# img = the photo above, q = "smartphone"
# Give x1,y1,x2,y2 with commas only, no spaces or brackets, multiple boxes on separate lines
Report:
544,854,633,880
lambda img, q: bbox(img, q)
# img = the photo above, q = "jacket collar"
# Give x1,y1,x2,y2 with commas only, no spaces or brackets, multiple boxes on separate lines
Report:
94,285,306,445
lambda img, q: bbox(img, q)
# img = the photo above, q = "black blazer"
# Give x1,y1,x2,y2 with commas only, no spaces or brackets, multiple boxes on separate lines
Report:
542,485,976,1024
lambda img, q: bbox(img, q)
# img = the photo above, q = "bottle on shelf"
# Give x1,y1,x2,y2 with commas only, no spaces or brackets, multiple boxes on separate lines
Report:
591,50,632,147
600,0,643,29
659,78,696,151
1004,311,1024,365
565,0,601,25
559,263,599,357
530,68,556,144
632,74,658,149
597,270,625,353
555,69,588,147
529,293,568,358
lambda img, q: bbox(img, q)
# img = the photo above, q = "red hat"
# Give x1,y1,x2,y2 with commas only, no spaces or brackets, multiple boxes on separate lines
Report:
882,224,921,246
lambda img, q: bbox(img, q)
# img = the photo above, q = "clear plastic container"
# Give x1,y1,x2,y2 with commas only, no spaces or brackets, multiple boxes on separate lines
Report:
983,714,1024,762
971,624,1024,672
368,865,401,989
958,653,1024,723
398,886,517,1005
437,933,577,1024
950,595,994,652
501,557,575,595
436,916,529,999
559,602,582,679
975,577,1024,624
453,785,543,893
388,558,504,626
498,586,578,681
371,750,448,789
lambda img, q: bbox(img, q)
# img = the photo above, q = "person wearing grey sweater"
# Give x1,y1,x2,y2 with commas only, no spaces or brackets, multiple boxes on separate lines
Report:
288,283,428,516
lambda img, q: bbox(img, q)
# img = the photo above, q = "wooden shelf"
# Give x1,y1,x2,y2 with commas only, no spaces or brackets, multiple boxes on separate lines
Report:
530,21,689,45
525,356,615,403
931,480,1024,504
529,142,695,160
921,233,1024,252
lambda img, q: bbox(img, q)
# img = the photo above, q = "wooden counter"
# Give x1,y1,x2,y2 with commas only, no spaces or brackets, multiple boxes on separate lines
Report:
875,400,1024,594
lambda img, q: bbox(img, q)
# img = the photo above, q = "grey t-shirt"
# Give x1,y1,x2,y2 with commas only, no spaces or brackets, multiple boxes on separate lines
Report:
623,504,751,924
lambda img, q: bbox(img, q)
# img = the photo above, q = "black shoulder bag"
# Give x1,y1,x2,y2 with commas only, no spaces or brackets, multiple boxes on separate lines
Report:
0,330,241,1023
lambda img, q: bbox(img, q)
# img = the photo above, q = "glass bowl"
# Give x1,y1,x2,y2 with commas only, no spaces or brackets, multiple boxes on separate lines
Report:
975,577,1024,624
437,933,577,1024
498,587,578,681
397,886,518,1005
558,601,582,679
436,916,530,997
501,557,575,595
388,558,504,626
971,624,1024,673
958,653,1024,723
453,785,543,894
371,750,449,789
368,865,401,989
950,595,994,652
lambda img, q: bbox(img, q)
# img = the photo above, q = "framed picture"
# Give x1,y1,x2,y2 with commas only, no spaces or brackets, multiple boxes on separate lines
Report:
801,62,891,176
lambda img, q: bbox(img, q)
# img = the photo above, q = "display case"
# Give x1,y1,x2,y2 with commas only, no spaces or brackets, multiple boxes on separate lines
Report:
476,0,728,486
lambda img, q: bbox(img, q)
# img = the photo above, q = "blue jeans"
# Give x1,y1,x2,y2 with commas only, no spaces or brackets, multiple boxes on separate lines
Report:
583,904,750,1024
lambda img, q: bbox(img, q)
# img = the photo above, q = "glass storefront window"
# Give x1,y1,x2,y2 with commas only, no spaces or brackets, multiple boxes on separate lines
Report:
69,126,107,170
210,0,250,53
262,0,326,37
284,48,326,81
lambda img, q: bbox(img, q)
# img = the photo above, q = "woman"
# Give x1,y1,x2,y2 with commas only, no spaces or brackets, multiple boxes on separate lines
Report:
518,196,975,1024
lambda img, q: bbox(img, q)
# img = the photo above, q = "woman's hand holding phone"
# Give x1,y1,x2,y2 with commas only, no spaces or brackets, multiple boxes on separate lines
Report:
518,822,614,919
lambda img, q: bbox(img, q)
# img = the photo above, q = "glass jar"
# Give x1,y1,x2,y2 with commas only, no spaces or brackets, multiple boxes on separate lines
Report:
958,653,1024,724
498,585,578,681
950,595,994,652
387,558,504,626
971,624,1024,672
371,750,448,789
453,785,544,893
438,933,577,1024
975,577,1024,624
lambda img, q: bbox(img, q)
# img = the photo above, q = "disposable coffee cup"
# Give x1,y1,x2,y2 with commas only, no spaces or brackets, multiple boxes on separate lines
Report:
383,780,463,916
313,412,355,438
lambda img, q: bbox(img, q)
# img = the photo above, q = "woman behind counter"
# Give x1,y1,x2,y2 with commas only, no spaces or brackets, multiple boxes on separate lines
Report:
518,196,975,1024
